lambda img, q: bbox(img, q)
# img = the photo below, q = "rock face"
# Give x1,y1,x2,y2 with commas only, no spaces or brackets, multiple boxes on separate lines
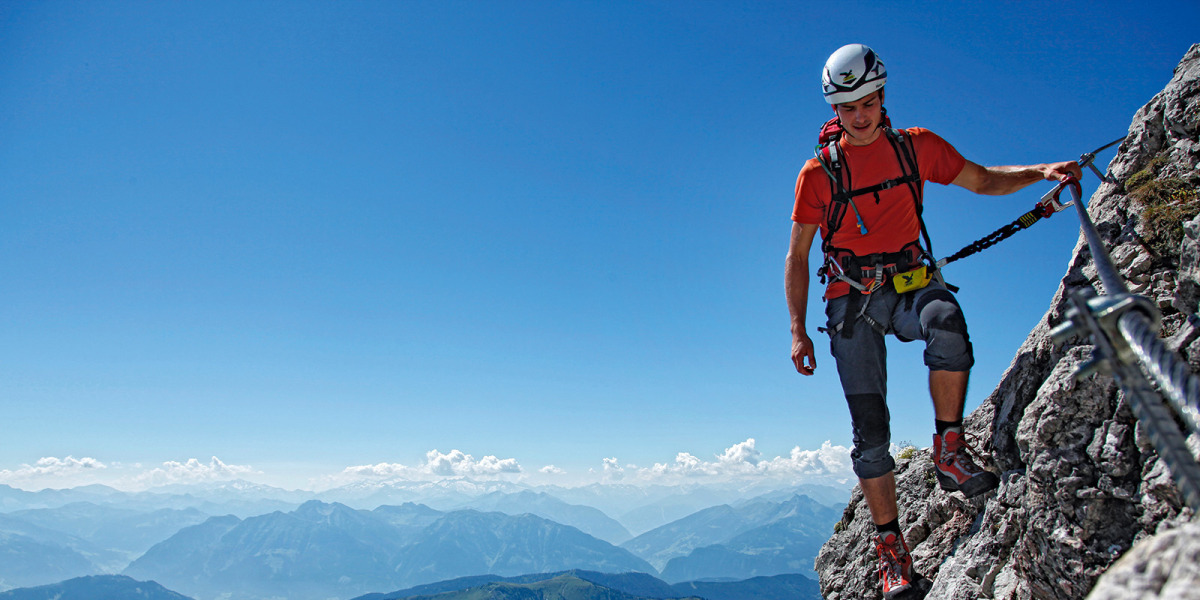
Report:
1087,521,1200,600
814,44,1200,600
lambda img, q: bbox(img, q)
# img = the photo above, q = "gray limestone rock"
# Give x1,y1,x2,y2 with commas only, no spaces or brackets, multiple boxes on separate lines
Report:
1087,520,1200,600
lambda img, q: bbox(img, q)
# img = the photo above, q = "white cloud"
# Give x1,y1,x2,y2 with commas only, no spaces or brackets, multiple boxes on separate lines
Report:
332,449,524,486
0,455,261,491
718,439,763,466
758,440,854,477
133,457,258,488
645,452,713,477
0,440,854,492
425,449,521,476
340,461,424,480
0,456,107,485
596,457,627,481
631,439,853,484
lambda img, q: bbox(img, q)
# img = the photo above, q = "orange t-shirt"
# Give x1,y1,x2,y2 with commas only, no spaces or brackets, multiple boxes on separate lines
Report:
792,127,966,299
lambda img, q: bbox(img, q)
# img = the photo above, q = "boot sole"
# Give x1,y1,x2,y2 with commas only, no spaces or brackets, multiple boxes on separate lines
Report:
887,575,932,600
883,582,913,600
935,470,999,499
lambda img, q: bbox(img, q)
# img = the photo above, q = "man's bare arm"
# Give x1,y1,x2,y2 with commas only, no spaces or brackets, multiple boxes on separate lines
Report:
951,160,1082,196
785,222,821,375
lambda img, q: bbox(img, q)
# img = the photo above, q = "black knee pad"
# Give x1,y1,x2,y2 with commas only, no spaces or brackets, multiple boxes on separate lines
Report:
845,392,893,478
917,289,968,336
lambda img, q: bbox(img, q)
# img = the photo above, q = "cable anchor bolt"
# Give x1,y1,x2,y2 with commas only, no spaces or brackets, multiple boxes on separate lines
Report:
1050,289,1162,381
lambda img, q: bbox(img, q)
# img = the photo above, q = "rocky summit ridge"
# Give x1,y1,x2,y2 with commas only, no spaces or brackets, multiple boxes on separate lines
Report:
814,43,1200,600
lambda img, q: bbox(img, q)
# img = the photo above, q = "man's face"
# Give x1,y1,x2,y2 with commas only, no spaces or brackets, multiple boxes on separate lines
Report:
833,91,883,146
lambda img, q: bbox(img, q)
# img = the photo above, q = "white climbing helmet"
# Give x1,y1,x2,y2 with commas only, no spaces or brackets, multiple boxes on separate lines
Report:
822,44,887,104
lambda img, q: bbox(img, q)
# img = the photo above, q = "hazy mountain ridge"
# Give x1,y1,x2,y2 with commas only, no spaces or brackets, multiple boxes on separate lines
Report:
621,494,837,580
660,512,829,582
0,575,193,600
0,484,125,512
362,573,697,600
0,530,97,590
389,509,654,586
450,490,633,544
10,503,210,563
353,570,821,600
0,478,848,539
546,482,849,536
0,482,297,518
670,574,823,600
122,501,653,600
0,479,850,595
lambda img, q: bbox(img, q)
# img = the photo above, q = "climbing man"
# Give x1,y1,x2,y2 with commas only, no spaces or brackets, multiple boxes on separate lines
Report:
785,44,1081,599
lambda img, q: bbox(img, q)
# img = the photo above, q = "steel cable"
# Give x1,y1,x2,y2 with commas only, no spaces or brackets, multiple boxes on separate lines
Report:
1062,177,1200,508
1111,357,1200,509
1119,312,1200,435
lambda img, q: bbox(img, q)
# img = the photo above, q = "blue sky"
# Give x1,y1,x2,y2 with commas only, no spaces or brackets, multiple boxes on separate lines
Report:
1,0,1196,491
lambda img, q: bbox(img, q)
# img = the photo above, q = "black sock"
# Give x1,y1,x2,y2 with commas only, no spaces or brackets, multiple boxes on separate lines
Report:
875,518,901,537
936,419,962,436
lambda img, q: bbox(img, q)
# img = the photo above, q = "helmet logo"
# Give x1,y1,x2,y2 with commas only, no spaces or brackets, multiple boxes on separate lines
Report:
822,44,887,104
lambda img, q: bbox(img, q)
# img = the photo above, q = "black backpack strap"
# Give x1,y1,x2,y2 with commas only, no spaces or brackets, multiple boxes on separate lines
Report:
814,137,870,254
815,141,848,257
883,128,934,262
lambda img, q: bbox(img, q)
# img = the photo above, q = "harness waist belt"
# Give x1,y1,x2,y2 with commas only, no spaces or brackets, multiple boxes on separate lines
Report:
834,246,921,282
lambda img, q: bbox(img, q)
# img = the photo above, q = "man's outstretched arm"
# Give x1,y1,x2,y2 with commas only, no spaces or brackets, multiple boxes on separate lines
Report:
951,160,1082,196
786,222,821,375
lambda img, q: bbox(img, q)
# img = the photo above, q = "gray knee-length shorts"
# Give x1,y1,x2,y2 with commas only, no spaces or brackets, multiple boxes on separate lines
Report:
823,281,974,479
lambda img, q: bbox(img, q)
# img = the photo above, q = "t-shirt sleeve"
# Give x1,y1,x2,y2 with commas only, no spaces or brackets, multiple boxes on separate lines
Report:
909,127,966,185
792,159,826,224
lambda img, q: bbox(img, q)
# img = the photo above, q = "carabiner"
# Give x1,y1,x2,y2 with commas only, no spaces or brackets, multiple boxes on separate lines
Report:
1039,136,1122,212
1039,175,1082,213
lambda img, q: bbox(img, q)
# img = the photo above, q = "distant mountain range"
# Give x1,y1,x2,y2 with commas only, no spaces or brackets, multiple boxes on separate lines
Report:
0,529,96,590
0,502,222,588
353,570,821,600
117,496,834,598
668,574,822,600
0,479,849,533
362,573,697,600
123,501,654,600
0,571,822,600
0,483,300,518
541,482,848,536
0,480,849,597
621,494,839,581
0,575,193,600
9,503,210,567
449,490,632,544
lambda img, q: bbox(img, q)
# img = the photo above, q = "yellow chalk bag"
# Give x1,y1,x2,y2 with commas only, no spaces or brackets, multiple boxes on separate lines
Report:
892,265,932,293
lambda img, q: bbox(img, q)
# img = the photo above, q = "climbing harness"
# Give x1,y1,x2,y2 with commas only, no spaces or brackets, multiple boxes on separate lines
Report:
813,132,1126,339
812,114,939,338
936,136,1126,268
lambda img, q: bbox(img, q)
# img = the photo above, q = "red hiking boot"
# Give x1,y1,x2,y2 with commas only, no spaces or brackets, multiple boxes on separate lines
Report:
933,430,999,499
876,530,914,599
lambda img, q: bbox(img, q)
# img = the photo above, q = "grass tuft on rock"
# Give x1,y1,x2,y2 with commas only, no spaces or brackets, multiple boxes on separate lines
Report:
1127,151,1200,257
